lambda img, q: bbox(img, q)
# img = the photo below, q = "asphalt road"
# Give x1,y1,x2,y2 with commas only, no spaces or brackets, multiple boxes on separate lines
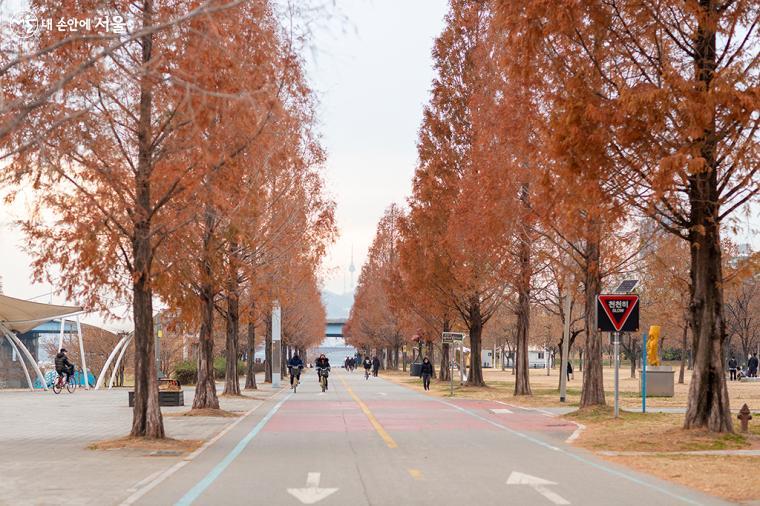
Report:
131,369,729,506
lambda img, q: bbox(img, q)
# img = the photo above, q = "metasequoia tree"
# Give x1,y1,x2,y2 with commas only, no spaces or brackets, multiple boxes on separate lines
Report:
345,205,407,366
2,0,319,435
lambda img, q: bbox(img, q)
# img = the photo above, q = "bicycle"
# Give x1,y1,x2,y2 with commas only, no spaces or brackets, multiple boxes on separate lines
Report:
317,366,330,392
290,366,302,393
364,368,370,380
52,371,76,394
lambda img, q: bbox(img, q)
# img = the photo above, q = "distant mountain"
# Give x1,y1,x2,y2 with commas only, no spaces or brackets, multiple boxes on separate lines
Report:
321,290,354,319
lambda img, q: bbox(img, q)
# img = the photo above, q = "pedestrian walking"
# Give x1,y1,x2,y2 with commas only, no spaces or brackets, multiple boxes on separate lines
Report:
566,361,573,382
372,356,380,377
728,356,738,381
421,357,433,391
749,353,759,378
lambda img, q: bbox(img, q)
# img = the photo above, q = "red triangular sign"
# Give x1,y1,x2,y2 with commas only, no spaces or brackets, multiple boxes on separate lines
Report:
598,295,639,332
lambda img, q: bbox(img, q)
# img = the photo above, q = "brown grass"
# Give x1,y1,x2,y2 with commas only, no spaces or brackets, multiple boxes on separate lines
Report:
383,365,760,412
607,455,760,503
175,408,240,417
88,436,203,454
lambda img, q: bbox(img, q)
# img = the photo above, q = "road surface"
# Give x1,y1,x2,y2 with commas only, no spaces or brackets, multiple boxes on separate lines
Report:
130,369,728,506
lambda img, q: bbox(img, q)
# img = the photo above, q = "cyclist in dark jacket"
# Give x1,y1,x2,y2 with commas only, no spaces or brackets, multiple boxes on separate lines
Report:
420,357,433,391
288,354,304,386
54,349,75,383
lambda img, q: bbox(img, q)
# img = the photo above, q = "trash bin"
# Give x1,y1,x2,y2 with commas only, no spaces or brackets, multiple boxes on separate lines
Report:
410,362,423,377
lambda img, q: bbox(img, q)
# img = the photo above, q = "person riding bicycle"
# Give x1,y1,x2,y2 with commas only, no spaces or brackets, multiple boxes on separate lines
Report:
54,348,75,384
315,354,331,389
363,357,372,374
288,353,304,387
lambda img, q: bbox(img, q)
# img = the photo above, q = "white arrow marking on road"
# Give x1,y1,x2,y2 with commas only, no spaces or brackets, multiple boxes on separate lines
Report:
507,472,569,505
287,472,338,504
378,392,387,396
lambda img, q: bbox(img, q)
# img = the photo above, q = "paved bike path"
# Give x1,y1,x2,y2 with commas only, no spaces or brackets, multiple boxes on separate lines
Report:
133,369,730,506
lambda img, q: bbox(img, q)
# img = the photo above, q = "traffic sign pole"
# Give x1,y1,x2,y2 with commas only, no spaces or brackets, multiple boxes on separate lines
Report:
614,332,620,418
642,331,648,413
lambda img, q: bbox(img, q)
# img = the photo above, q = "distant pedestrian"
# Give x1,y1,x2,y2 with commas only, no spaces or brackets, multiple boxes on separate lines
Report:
372,356,380,377
728,356,738,381
566,361,573,382
749,353,759,378
420,357,433,391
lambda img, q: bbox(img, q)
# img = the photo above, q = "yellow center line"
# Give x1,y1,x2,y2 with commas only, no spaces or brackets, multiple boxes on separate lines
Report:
339,376,398,449
408,468,423,480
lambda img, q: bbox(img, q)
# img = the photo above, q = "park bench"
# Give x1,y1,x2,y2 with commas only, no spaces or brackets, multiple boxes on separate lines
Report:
128,379,184,407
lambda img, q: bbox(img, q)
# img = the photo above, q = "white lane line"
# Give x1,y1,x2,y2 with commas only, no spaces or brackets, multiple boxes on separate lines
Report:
119,389,286,506
492,400,585,443
565,423,586,444
489,408,513,414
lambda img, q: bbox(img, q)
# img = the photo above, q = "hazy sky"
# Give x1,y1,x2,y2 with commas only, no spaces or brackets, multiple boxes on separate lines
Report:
309,0,449,294
0,0,450,325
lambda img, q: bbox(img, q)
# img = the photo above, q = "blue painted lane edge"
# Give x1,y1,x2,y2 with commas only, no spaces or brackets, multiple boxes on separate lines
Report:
175,392,293,506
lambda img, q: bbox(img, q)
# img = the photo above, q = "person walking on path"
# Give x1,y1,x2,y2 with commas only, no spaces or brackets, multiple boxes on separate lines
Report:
420,357,433,391
566,361,573,382
372,356,381,377
749,353,759,378
728,356,738,381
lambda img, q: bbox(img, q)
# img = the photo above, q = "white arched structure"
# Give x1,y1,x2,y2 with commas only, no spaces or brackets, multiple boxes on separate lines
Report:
95,331,133,390
0,294,83,391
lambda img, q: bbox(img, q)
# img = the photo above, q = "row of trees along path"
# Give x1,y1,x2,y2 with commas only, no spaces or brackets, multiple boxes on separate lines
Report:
1,0,335,439
344,0,759,433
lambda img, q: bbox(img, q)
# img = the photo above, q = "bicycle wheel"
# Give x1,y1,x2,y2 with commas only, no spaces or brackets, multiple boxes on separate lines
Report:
67,379,76,393
52,381,62,394
320,375,326,392
293,378,298,393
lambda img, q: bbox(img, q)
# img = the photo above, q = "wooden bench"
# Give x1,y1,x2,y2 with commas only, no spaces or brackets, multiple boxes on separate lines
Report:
128,379,184,407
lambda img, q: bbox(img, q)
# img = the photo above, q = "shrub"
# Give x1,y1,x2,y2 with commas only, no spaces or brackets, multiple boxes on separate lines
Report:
174,360,197,385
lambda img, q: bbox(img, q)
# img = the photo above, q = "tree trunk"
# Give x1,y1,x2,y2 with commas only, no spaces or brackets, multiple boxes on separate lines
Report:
223,271,240,396
682,3,732,432
130,0,164,438
679,324,687,384
194,282,220,409
193,205,220,410
264,315,272,383
580,220,605,407
439,319,451,382
466,298,485,386
245,319,257,390
514,288,531,395
630,336,637,379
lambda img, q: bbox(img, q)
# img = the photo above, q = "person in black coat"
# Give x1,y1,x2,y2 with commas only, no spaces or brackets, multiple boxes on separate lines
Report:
728,356,738,381
749,353,759,378
372,356,380,377
420,357,434,391
54,348,75,383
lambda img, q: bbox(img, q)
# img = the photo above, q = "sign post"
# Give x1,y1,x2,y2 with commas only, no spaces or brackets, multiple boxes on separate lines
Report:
559,295,571,403
272,301,281,388
641,330,648,413
442,332,465,396
597,293,640,418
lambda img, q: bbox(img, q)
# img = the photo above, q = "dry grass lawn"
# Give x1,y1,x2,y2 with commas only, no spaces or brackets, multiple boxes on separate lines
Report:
384,364,760,411
607,455,760,503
